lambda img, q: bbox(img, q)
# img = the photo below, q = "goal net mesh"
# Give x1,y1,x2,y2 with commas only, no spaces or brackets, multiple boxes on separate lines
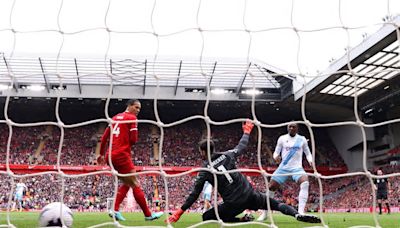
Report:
0,0,399,227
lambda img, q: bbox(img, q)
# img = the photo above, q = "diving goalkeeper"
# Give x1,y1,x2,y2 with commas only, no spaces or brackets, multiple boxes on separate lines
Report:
166,120,321,224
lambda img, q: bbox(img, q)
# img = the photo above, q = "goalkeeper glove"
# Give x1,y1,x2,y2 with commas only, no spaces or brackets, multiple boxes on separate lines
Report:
242,119,254,134
165,208,184,223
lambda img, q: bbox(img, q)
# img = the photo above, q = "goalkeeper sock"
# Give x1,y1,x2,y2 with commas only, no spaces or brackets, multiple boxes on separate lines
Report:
378,203,382,214
298,181,309,215
115,184,130,211
132,186,152,217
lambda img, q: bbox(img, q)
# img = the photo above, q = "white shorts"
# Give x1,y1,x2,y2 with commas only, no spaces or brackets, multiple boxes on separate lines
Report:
271,167,306,185
203,192,211,201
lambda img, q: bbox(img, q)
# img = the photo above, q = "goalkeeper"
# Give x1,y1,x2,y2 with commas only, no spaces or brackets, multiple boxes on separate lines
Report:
166,120,321,224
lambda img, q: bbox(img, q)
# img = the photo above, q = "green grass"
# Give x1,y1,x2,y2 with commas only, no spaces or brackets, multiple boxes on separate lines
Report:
0,211,398,228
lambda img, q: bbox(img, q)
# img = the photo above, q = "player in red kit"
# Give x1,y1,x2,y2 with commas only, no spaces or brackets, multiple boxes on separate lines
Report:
98,99,163,221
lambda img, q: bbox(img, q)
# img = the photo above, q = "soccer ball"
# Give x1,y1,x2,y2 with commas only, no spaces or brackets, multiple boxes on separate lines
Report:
38,202,73,227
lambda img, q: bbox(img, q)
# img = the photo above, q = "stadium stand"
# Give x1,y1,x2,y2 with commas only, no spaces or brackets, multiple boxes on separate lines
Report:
0,121,351,213
2,121,400,212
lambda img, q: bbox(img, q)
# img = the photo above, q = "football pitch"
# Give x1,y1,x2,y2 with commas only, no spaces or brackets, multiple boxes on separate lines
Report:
0,212,398,228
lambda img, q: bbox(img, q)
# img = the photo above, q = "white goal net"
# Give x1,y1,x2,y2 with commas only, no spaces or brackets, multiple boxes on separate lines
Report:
0,0,399,227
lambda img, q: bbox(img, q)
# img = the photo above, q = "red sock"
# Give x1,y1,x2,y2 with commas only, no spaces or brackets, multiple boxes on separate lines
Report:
132,186,152,217
114,184,130,211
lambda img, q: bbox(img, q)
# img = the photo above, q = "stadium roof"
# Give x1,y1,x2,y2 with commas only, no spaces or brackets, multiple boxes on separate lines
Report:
0,56,294,102
294,15,400,111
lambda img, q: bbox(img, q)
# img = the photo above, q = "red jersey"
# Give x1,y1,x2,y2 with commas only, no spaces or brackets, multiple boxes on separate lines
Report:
100,111,138,156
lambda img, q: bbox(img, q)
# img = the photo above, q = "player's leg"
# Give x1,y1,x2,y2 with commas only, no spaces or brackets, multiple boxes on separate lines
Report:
386,202,390,214
203,191,212,213
383,194,390,214
202,183,213,213
120,172,151,218
257,178,282,221
109,184,130,221
377,197,382,214
11,197,16,211
203,190,211,211
115,184,129,212
294,173,309,215
250,191,320,224
16,199,20,211
109,152,163,220
121,172,164,221
385,200,390,214
202,202,245,222
204,199,211,212
250,191,297,217
107,154,130,221
110,153,161,221
18,198,23,212
14,194,22,212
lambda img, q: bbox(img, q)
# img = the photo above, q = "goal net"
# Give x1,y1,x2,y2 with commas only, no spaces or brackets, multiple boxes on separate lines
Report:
0,0,399,227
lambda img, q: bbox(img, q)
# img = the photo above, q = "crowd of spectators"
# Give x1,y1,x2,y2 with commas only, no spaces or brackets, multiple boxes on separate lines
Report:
159,122,347,168
0,173,202,212
0,122,346,168
161,123,204,166
323,164,400,209
4,122,399,212
0,126,44,164
1,165,399,212
38,125,98,165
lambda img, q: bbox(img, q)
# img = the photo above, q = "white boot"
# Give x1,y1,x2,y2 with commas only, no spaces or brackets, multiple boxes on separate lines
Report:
257,210,268,221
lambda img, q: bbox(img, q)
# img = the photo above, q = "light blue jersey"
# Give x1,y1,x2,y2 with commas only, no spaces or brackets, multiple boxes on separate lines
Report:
272,134,312,184
273,134,311,169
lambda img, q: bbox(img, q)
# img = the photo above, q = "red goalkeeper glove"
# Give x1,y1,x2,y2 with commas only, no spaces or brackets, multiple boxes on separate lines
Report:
165,209,184,223
242,119,254,134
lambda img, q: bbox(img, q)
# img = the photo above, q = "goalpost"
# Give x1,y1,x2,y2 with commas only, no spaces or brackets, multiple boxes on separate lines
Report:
0,0,399,227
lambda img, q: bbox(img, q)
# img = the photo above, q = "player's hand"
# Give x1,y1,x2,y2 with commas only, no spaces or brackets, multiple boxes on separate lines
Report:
97,155,105,165
242,119,254,134
165,209,184,223
274,156,281,164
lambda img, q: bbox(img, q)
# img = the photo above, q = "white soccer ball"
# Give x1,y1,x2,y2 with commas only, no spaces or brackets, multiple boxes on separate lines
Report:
38,202,73,228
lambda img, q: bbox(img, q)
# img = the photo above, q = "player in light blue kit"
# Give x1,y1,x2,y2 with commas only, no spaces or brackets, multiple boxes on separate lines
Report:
12,179,27,212
202,181,212,213
258,123,312,221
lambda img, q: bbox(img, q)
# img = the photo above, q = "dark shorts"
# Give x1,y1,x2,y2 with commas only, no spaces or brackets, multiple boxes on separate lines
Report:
106,152,135,174
377,191,388,200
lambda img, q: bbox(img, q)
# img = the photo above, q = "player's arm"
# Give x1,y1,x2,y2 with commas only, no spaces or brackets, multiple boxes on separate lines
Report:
166,171,208,223
273,137,283,163
229,120,254,158
303,137,313,166
98,126,111,164
129,116,138,145
373,179,378,190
